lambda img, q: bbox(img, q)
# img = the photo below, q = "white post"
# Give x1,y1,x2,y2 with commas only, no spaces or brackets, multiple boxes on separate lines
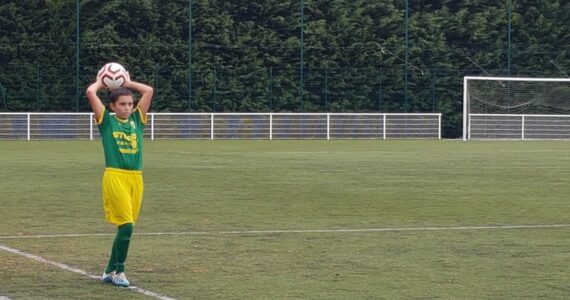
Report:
438,113,442,140
326,113,330,140
463,77,468,141
89,113,93,141
27,113,31,141
210,113,214,140
269,113,273,140
521,115,525,140
382,114,386,140
150,113,155,141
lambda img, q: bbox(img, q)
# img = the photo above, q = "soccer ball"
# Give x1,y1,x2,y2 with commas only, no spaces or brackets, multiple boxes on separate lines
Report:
97,62,129,90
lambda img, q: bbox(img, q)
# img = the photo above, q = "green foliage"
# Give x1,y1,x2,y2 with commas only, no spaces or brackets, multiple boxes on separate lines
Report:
0,0,569,136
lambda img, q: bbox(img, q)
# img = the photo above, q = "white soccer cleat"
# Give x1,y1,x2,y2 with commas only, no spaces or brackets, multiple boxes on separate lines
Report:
112,272,130,287
101,271,115,283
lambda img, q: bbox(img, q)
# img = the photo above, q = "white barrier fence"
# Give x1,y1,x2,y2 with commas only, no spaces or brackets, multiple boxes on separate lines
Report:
0,112,441,141
469,113,570,140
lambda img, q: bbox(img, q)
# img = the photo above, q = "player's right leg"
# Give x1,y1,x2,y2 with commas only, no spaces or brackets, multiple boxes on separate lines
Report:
101,271,115,283
101,241,117,283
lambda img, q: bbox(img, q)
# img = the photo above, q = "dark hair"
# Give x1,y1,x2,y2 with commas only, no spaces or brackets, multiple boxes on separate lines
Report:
108,88,134,104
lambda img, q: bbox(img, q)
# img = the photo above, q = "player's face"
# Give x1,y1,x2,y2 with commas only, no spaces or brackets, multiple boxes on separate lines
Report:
111,96,134,119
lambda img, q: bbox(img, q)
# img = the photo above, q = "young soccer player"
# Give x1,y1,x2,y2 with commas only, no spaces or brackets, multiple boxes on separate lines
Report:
86,73,154,288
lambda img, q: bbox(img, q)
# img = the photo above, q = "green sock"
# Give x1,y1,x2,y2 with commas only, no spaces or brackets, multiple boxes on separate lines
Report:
104,239,117,274
114,223,133,273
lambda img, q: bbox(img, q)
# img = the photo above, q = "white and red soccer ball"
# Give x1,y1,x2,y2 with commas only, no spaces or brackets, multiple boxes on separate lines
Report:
97,62,130,90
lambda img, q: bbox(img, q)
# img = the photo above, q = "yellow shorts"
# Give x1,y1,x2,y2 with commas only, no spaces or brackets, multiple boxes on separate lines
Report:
102,168,144,225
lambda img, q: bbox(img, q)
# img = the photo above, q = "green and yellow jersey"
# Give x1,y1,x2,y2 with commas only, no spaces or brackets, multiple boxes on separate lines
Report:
97,107,146,170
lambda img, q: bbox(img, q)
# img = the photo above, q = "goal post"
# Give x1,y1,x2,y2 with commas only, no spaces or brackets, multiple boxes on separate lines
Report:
463,76,570,140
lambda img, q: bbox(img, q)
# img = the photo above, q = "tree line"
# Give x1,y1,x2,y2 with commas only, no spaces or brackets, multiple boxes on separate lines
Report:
0,0,568,136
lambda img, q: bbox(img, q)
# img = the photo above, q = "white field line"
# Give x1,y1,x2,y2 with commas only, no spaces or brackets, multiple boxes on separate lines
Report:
1,224,569,239
0,245,177,300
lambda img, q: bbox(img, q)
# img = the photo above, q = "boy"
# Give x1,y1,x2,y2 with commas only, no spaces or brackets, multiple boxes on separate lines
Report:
86,73,154,287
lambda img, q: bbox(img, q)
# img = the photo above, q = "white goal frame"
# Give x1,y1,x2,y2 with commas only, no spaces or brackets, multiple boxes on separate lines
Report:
463,76,570,140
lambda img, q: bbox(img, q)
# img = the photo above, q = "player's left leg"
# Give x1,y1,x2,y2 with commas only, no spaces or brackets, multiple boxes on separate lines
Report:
112,222,133,287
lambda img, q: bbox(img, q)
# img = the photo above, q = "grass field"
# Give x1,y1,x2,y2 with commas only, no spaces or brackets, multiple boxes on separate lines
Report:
1,140,570,299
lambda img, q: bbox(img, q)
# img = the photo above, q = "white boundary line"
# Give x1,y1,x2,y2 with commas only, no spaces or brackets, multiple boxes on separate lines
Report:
1,224,568,299
0,244,176,300
1,224,569,240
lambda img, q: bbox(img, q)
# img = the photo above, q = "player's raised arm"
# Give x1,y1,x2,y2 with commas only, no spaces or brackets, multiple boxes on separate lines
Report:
124,79,154,116
86,77,106,122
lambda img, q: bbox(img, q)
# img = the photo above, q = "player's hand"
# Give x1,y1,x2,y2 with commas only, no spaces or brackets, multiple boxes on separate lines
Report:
124,71,131,84
88,76,104,91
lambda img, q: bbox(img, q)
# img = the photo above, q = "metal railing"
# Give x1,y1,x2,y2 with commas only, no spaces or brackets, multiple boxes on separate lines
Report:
469,113,570,140
0,112,442,141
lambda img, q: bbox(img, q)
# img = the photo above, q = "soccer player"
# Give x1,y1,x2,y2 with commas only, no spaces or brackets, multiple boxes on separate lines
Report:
86,73,154,288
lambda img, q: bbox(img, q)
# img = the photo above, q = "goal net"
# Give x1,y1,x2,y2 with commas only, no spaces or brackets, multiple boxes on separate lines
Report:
463,76,570,140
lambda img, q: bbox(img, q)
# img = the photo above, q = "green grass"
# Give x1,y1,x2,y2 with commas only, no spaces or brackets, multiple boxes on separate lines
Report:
1,140,570,299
